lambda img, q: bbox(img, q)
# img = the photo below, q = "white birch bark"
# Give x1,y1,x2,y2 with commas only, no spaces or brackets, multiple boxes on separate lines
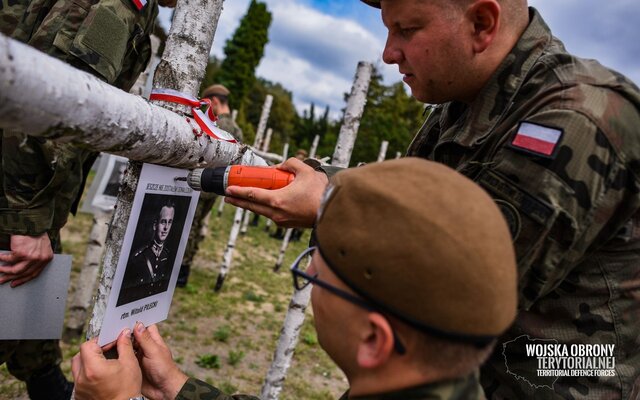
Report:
217,195,226,217
240,205,252,235
0,33,264,168
215,206,245,291
262,127,273,152
273,228,293,271
231,109,238,122
82,0,234,341
262,62,372,399
396,151,402,159
377,140,389,162
63,209,111,338
309,134,320,159
254,94,274,150
331,61,373,168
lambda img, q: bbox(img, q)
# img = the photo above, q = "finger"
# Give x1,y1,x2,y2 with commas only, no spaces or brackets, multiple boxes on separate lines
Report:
0,252,19,264
9,267,42,287
145,324,168,348
278,157,308,172
225,185,275,205
79,338,107,370
71,353,82,382
0,260,29,275
134,323,161,356
116,328,137,363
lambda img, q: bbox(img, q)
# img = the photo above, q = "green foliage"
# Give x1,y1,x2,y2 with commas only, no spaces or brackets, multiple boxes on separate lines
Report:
196,354,221,369
243,290,264,303
302,331,318,346
228,350,245,366
217,0,272,111
213,325,231,342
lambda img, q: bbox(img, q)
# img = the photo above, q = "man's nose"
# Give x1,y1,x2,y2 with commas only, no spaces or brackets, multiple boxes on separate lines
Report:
382,37,402,65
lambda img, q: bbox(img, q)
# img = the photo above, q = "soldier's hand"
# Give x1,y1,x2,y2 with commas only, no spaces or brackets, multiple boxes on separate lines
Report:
72,330,143,400
134,322,189,400
225,157,329,228
0,233,53,287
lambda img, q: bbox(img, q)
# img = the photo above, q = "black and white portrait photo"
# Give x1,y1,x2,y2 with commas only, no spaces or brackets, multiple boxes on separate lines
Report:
116,193,191,306
103,160,127,198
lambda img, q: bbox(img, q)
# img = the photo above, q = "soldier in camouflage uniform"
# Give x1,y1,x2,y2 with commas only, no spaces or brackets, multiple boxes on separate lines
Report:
177,84,243,287
222,1,640,398
72,158,518,400
0,0,165,398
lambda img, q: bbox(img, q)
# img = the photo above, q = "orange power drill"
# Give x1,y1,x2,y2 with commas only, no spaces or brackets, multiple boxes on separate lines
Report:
184,165,295,195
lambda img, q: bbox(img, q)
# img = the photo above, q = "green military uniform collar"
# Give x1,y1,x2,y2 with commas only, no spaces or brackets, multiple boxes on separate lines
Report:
437,7,552,148
338,371,485,400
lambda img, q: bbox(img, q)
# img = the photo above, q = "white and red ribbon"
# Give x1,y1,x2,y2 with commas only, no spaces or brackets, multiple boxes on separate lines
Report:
131,0,147,11
150,88,237,143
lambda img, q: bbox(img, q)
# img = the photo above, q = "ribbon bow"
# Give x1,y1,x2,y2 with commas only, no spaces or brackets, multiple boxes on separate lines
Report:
150,88,237,143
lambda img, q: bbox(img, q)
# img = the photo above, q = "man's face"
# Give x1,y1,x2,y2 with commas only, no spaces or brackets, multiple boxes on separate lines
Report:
381,0,471,103
309,253,363,374
154,206,175,243
209,96,222,116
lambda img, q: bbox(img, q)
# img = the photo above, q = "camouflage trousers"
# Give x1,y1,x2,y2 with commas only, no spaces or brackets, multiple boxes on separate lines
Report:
0,230,63,381
0,340,62,381
181,192,218,267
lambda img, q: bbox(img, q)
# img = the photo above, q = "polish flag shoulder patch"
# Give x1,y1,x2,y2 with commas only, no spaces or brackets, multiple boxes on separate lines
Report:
131,0,147,11
509,121,564,158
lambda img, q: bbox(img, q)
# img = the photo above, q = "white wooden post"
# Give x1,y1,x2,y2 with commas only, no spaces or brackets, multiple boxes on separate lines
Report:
396,151,402,159
261,62,373,399
377,140,389,162
231,108,238,122
309,134,320,159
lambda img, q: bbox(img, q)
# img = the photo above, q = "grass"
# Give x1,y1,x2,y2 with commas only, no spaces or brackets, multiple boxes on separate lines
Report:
0,185,346,399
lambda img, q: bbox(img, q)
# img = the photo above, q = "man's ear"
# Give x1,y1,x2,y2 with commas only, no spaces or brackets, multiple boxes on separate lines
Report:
466,0,501,53
356,313,395,369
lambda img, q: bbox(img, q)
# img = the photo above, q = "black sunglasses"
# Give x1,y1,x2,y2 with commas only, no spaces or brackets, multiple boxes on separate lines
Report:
290,246,406,355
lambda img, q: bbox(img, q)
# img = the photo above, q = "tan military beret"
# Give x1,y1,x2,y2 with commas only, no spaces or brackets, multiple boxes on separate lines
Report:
315,158,517,343
202,84,230,98
360,0,381,8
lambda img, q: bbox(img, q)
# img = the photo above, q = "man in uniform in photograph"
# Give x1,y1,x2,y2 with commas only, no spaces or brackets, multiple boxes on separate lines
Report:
119,201,175,305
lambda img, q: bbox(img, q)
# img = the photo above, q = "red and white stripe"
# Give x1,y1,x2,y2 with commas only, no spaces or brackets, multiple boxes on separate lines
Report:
131,0,147,11
511,122,562,156
150,88,237,143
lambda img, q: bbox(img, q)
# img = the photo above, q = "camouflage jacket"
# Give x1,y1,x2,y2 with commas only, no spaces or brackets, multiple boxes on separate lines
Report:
407,8,640,400
0,0,157,239
176,372,485,400
216,113,243,143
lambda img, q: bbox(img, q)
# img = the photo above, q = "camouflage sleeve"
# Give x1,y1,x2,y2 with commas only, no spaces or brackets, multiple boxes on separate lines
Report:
478,107,640,309
175,377,259,400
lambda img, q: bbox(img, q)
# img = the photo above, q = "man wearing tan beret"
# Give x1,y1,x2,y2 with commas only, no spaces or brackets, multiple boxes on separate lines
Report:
224,1,640,398
72,158,518,399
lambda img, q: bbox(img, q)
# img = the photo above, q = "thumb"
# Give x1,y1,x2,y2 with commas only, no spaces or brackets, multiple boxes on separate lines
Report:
116,328,136,363
133,322,158,356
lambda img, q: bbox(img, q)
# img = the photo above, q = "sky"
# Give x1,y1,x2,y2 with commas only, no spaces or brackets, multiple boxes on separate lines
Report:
159,0,640,119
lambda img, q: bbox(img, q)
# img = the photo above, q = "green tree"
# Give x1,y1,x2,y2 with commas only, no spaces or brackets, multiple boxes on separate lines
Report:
217,0,272,112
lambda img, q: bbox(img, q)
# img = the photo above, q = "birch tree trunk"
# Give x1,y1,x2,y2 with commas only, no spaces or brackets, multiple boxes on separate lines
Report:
261,62,372,399
63,209,111,339
273,228,293,271
214,206,245,292
262,127,273,152
85,0,228,341
309,134,320,159
396,151,402,159
331,62,373,169
377,140,389,162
